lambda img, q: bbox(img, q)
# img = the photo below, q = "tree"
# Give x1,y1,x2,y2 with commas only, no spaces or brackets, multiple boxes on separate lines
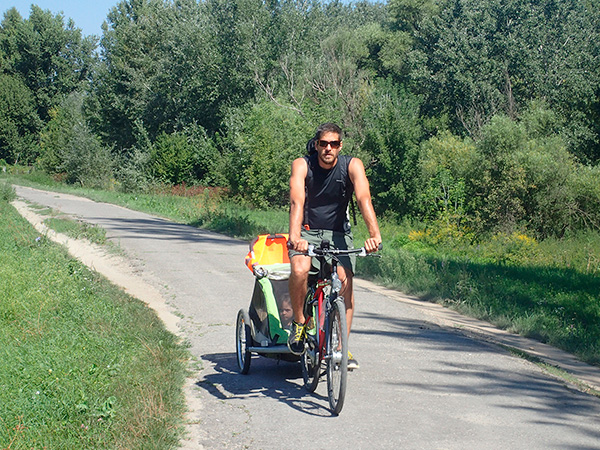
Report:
0,6,96,121
39,92,113,188
223,100,311,208
361,79,422,218
89,0,173,150
0,73,41,164
398,0,600,162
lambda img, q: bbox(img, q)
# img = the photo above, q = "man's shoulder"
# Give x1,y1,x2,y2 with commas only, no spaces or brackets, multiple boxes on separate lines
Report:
291,157,309,176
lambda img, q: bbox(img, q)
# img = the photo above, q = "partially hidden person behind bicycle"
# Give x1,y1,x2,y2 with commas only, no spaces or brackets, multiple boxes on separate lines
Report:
287,122,382,370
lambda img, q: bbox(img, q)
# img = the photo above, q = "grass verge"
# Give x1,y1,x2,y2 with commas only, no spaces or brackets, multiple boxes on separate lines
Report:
0,184,189,449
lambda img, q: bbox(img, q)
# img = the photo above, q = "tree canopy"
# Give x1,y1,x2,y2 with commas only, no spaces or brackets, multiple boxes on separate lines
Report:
2,0,600,237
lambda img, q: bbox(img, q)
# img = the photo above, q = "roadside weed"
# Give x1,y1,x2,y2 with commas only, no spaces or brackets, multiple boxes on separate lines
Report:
0,200,188,449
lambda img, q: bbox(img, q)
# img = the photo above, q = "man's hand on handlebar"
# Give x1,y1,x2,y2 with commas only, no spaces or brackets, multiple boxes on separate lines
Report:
364,237,382,254
287,238,310,253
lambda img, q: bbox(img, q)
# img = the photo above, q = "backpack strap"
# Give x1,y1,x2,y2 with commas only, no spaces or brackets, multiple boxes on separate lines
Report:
338,155,357,226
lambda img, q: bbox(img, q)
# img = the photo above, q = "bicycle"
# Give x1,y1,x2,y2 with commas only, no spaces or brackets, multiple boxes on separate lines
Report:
297,239,381,415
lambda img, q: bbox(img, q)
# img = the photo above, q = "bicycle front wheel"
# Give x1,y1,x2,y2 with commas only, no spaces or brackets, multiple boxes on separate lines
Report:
326,297,348,415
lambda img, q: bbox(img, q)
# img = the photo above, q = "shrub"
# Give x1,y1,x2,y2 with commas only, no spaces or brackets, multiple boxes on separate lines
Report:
62,123,114,188
149,126,223,187
417,131,477,221
224,101,311,208
38,92,114,188
150,132,196,185
0,182,15,203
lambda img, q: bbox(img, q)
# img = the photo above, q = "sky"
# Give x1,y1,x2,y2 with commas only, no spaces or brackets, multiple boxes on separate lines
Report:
3,0,372,38
4,1,119,37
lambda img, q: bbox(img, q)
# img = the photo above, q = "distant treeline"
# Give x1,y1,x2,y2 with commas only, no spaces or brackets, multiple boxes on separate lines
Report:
1,0,600,238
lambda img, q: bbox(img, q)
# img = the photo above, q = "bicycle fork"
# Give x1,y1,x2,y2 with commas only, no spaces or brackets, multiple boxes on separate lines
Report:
324,268,344,365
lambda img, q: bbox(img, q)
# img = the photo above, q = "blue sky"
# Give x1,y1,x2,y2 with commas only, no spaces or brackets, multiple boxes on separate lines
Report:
3,1,374,38
3,1,119,37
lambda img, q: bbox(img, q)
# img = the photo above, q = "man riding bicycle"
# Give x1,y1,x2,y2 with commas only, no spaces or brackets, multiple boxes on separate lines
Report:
287,123,382,369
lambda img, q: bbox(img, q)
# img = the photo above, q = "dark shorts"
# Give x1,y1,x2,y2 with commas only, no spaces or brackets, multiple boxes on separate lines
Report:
288,228,355,275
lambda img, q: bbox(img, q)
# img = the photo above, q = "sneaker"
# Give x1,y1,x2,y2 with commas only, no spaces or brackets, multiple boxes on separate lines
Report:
287,321,306,355
347,351,359,370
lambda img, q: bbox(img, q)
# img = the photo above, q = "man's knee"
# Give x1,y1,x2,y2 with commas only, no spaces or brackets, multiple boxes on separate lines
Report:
290,255,311,278
338,265,353,285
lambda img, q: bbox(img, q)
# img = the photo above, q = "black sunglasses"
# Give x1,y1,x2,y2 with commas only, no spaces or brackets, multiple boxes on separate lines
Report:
317,140,341,149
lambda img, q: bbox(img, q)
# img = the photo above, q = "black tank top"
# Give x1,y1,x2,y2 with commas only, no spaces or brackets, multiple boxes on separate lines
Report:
303,154,354,232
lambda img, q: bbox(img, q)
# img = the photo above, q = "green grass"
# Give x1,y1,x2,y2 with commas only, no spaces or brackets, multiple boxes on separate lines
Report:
0,190,189,449
44,216,108,245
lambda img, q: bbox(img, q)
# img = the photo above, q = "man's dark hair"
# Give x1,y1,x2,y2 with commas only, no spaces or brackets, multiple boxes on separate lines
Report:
315,122,344,140
306,123,344,155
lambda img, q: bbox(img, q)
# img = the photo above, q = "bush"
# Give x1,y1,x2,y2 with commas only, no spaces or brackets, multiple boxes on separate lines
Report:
38,92,114,188
569,165,600,232
417,131,477,221
224,101,312,208
462,105,600,237
150,132,196,185
362,80,422,217
62,123,114,188
149,126,223,187
0,182,15,203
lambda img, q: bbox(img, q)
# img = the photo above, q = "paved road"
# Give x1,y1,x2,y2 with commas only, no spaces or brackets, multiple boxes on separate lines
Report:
13,186,600,450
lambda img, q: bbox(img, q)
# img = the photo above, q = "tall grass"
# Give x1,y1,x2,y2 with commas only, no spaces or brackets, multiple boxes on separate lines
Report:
0,196,189,448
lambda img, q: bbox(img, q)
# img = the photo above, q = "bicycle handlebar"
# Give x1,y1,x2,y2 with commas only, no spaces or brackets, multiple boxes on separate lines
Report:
306,243,383,258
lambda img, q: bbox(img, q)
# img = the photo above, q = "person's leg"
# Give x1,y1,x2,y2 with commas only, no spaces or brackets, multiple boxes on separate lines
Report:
338,265,354,336
287,253,312,355
289,254,311,324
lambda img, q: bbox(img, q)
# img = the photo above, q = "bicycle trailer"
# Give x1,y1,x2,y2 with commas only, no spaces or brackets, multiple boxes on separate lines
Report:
236,233,297,374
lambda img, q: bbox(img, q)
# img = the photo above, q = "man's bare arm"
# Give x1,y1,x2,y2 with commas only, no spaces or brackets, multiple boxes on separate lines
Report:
349,158,382,253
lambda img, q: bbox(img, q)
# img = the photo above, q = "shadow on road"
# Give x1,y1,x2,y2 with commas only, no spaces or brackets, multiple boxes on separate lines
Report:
352,311,600,439
86,215,247,246
198,311,600,427
198,352,341,417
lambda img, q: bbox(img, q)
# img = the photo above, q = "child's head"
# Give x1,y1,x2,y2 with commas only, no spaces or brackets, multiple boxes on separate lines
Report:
279,293,293,328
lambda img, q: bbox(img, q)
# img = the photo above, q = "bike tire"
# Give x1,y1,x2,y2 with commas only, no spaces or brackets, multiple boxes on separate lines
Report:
301,336,320,392
326,297,348,415
235,309,252,374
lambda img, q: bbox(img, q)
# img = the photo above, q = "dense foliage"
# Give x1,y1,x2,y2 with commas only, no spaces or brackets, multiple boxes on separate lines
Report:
1,0,600,239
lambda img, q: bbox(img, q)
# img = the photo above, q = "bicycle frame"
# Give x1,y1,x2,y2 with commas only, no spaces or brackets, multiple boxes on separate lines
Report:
298,239,381,415
304,257,342,363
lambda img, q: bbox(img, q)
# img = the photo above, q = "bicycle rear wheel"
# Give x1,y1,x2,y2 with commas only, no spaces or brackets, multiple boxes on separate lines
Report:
326,297,348,415
301,336,320,392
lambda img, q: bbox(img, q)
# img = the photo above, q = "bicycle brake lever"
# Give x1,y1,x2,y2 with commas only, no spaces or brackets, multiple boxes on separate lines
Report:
307,245,316,257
